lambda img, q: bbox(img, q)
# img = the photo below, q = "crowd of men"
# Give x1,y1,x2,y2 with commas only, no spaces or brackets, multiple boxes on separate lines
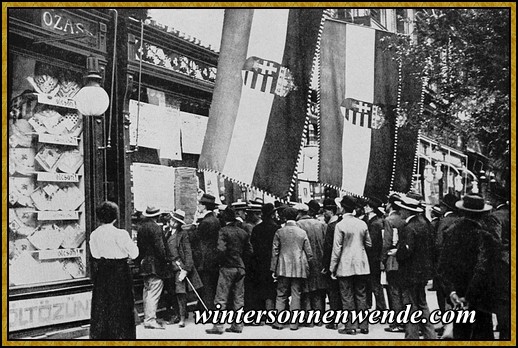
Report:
134,187,510,340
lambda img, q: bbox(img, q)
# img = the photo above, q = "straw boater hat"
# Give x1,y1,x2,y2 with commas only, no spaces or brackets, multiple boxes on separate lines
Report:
170,209,186,225
293,202,309,212
455,194,492,213
394,196,424,213
143,206,162,218
247,199,263,213
232,200,248,211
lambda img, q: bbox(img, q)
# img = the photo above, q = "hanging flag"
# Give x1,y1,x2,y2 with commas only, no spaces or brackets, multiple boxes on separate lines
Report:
198,9,324,198
319,20,419,198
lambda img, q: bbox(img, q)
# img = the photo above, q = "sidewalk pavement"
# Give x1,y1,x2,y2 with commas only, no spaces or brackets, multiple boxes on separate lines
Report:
80,280,478,341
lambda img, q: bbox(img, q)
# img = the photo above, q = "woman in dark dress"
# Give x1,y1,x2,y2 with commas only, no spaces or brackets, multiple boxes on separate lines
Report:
89,201,139,339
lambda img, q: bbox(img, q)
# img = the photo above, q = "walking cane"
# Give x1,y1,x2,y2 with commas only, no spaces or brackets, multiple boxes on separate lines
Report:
175,261,209,313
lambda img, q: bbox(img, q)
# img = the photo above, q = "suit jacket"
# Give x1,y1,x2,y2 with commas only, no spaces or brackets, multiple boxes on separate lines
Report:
396,214,434,286
165,228,203,290
136,218,170,278
193,212,221,272
322,215,341,271
271,221,313,278
437,217,505,313
217,222,253,269
250,218,280,298
382,211,405,272
330,214,371,277
434,211,459,264
366,214,384,275
297,216,328,291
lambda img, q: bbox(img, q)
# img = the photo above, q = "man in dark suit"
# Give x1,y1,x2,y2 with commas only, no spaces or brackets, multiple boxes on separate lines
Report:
432,193,459,316
394,196,436,340
271,207,313,331
437,194,501,340
193,194,221,312
382,193,406,333
297,200,328,318
321,198,342,330
364,196,387,312
137,206,170,329
249,203,280,319
206,207,253,334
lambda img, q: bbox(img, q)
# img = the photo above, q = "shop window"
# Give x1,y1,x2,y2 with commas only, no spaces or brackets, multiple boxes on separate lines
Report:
8,54,87,288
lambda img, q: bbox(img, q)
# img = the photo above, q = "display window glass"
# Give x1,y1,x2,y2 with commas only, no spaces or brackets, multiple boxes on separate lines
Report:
8,54,87,288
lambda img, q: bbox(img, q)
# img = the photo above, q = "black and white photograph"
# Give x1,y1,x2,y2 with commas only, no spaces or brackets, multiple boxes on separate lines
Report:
4,3,514,344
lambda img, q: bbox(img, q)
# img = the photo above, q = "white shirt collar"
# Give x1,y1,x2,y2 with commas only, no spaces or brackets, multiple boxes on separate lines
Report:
328,215,339,224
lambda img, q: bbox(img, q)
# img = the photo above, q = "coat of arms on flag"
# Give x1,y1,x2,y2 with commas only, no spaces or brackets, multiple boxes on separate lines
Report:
319,20,420,198
199,9,324,198
341,97,386,130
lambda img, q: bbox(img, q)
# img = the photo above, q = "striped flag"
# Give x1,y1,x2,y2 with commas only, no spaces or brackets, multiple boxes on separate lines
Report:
319,20,419,198
198,9,324,198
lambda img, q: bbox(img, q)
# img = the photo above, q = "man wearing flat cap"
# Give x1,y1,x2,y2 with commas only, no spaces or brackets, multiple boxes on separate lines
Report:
297,199,328,319
193,194,221,312
393,197,436,339
437,194,506,340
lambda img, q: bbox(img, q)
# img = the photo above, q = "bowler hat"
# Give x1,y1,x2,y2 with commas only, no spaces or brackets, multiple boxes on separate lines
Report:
455,194,492,213
143,206,161,218
440,193,459,211
340,196,356,211
199,194,218,208
170,209,186,225
307,199,321,213
394,196,424,213
261,203,276,217
221,206,237,222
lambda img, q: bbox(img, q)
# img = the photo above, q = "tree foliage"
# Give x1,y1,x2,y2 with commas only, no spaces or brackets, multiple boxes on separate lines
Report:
384,9,510,170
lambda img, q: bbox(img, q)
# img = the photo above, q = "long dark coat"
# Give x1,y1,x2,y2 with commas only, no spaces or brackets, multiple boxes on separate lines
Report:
297,216,328,292
396,214,434,286
437,217,505,313
249,218,280,300
192,212,221,272
136,218,170,279
165,228,203,293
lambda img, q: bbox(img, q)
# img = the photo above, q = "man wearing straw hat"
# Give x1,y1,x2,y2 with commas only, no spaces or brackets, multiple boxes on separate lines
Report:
137,206,170,330
393,196,436,339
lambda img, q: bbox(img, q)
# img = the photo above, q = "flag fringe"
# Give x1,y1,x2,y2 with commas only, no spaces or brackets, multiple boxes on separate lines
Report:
197,168,283,201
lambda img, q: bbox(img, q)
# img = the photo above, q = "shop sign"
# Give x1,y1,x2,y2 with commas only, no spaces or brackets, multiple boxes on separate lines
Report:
37,172,80,182
41,10,96,39
9,292,91,332
37,210,79,220
38,248,83,260
38,134,79,146
37,93,77,109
